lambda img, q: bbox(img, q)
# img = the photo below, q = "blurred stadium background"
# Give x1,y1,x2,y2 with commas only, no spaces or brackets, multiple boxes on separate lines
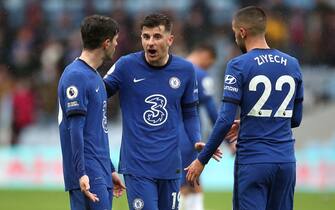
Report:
0,0,334,209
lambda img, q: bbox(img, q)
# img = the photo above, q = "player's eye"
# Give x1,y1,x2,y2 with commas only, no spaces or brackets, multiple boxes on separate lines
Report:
153,34,162,40
142,34,150,40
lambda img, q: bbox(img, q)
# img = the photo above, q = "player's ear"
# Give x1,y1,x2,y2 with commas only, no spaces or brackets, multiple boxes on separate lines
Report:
167,34,174,47
240,27,247,39
102,39,110,49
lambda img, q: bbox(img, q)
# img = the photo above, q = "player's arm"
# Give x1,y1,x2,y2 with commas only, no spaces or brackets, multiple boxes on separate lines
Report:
182,102,222,161
291,101,302,128
185,102,238,182
182,102,201,147
185,59,242,182
68,114,99,202
181,65,201,147
103,58,124,98
292,63,304,128
63,72,98,202
198,101,238,165
68,114,86,180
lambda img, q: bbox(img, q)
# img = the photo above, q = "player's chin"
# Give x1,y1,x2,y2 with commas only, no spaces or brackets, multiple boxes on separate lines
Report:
146,53,159,62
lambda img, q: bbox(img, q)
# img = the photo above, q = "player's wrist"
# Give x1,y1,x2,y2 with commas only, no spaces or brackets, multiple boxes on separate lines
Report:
197,156,208,166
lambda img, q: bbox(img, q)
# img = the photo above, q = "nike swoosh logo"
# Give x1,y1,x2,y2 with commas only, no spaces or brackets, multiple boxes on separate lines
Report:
133,78,146,83
95,87,99,92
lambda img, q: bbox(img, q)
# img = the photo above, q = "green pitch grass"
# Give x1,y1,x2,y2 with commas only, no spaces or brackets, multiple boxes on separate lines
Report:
0,190,334,210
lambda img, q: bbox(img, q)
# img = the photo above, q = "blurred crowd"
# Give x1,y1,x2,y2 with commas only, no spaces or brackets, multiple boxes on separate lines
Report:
0,0,334,146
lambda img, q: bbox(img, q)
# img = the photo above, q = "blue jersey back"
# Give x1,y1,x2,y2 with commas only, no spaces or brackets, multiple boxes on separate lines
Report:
104,52,198,179
223,49,303,164
58,59,112,190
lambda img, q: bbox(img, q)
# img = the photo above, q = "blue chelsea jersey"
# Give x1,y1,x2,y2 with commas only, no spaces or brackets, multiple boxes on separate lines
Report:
223,49,304,164
104,51,198,179
58,59,112,190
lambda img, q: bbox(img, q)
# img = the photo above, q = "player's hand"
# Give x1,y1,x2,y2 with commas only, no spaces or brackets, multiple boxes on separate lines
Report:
228,140,237,155
79,175,99,202
225,120,240,143
194,142,223,162
185,159,204,183
112,172,126,198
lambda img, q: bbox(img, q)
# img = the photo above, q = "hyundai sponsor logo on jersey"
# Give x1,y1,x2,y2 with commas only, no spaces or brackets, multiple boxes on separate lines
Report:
225,75,237,85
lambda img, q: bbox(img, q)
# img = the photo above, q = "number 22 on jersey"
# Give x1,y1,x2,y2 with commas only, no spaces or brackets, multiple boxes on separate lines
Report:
247,75,295,118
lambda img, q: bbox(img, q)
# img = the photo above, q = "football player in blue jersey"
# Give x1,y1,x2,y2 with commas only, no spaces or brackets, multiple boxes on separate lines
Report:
179,43,218,210
58,15,125,210
103,13,222,210
186,6,304,210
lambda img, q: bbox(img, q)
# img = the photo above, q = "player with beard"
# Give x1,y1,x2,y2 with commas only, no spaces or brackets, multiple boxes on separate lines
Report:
186,6,304,210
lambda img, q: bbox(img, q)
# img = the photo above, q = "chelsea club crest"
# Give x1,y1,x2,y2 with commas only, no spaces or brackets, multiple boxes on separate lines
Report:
169,77,180,89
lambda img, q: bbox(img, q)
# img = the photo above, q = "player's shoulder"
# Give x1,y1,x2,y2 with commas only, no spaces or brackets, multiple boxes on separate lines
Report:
171,54,194,72
62,59,90,79
227,53,250,72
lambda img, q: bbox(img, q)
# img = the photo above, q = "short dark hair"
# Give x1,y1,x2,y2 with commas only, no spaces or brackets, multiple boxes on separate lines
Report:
192,43,217,59
140,13,172,33
80,15,119,50
234,6,267,36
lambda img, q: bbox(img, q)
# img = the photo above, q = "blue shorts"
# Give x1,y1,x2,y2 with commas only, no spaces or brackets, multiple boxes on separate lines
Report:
124,174,181,210
233,162,296,210
69,184,112,210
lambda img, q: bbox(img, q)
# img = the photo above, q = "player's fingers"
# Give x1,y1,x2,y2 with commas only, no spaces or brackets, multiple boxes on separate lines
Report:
186,170,193,182
228,139,237,144
84,190,99,202
188,173,194,183
113,190,121,198
120,182,126,189
216,149,223,155
225,132,235,140
186,170,190,181
212,155,221,162
215,151,223,157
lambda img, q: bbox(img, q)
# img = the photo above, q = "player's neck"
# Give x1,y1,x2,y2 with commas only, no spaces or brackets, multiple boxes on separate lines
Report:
246,36,270,52
79,50,103,70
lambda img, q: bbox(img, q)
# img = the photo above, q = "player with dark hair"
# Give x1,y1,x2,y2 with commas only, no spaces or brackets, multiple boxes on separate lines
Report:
58,15,125,210
186,6,304,210
103,13,221,210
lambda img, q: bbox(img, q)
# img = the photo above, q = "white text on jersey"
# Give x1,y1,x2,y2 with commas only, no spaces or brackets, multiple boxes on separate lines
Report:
254,54,287,66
